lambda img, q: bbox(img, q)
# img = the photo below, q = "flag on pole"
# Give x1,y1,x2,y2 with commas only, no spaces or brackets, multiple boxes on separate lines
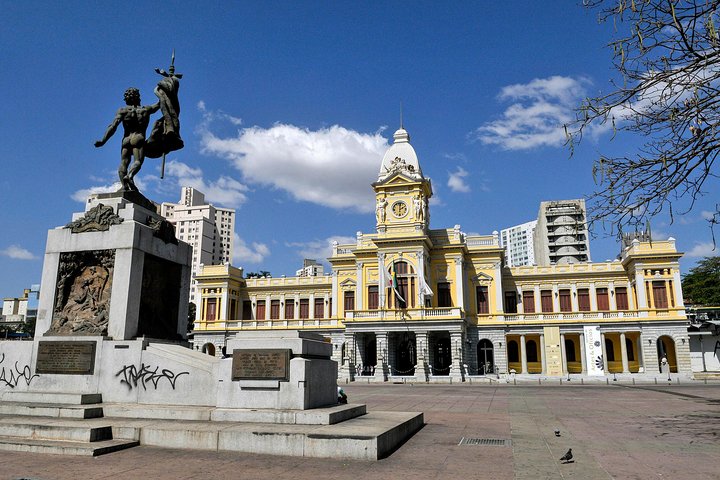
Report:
389,263,405,305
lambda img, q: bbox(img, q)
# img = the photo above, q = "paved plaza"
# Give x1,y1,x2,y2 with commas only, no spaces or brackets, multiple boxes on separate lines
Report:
1,382,719,479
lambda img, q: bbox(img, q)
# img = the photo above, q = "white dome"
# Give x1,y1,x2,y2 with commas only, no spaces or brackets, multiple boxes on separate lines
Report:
379,128,423,180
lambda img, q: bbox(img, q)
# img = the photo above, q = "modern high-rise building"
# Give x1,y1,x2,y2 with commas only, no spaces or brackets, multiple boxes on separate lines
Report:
500,220,537,267
160,187,235,305
296,259,324,277
533,199,591,266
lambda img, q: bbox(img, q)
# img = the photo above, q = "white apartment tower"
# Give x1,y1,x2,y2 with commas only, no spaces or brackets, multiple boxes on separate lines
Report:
500,220,537,267
160,187,235,304
533,199,591,266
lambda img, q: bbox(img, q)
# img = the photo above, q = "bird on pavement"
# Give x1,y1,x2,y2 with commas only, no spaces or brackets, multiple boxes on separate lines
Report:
554,429,561,437
560,448,573,463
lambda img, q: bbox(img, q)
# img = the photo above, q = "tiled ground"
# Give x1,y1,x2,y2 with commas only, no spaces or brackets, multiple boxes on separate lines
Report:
0,383,718,480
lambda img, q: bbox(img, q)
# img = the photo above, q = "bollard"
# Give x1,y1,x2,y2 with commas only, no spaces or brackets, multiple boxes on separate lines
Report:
632,378,635,385
514,378,517,386
581,378,584,385
705,378,708,384
655,377,658,384
606,378,609,385
560,378,563,385
539,378,541,385
676,377,679,384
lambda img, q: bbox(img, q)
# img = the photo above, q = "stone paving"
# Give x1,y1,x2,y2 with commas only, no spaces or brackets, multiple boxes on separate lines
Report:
0,383,719,479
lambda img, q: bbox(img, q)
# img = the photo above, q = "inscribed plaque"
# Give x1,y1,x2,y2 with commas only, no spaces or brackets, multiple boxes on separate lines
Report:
36,341,97,375
232,349,290,381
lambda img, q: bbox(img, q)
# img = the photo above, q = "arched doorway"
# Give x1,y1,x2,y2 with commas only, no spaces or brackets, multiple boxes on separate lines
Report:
433,337,451,375
477,339,494,375
201,343,216,356
507,339,520,372
362,337,377,376
395,333,416,375
657,336,678,373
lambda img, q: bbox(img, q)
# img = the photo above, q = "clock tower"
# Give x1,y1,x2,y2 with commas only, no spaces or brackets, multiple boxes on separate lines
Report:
373,127,432,236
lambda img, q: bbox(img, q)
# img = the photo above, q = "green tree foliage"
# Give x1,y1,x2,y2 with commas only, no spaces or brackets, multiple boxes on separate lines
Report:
245,271,271,279
569,0,720,235
682,256,720,305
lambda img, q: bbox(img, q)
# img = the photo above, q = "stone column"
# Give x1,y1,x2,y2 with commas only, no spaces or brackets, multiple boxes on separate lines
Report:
264,295,271,321
415,331,429,382
450,331,463,380
589,282,598,312
375,332,388,381
454,257,465,311
540,333,546,374
331,271,338,318
534,285,541,315
560,333,567,375
309,293,315,320
520,334,528,374
600,332,608,373
579,332,587,374
609,281,617,310
620,332,630,373
356,262,364,309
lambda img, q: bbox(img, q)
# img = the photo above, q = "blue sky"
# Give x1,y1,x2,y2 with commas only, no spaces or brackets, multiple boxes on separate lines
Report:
1,1,718,297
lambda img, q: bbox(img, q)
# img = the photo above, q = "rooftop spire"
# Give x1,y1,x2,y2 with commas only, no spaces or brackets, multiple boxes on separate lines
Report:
400,101,403,130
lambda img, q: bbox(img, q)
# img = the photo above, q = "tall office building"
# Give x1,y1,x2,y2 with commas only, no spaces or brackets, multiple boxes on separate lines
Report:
533,199,591,266
160,187,235,304
500,220,537,267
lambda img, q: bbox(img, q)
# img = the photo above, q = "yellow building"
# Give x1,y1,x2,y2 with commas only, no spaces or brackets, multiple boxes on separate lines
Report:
193,127,691,381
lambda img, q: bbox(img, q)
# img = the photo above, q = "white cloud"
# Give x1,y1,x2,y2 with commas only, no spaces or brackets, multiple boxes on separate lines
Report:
163,160,248,209
232,232,270,265
286,236,356,265
447,167,470,193
701,210,716,221
474,75,592,150
71,182,119,202
0,245,37,260
198,108,389,213
685,241,719,258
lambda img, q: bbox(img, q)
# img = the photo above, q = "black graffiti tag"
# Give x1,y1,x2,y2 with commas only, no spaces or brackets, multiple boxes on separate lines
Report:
116,363,189,390
0,353,39,388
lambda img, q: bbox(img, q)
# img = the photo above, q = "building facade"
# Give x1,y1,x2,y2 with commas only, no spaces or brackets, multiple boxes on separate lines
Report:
500,220,537,267
160,187,235,305
194,128,691,381
534,199,591,266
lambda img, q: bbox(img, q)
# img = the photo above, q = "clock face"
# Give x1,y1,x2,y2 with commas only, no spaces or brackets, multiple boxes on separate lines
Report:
391,201,408,218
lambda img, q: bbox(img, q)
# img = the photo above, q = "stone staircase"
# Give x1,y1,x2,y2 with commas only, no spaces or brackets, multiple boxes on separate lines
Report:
0,392,139,456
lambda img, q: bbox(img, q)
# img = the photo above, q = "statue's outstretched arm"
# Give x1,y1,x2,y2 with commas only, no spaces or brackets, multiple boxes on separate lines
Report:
94,110,123,147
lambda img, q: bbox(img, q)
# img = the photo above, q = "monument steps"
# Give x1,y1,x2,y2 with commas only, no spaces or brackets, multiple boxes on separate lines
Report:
145,343,219,374
0,436,139,456
0,401,104,419
1,391,103,405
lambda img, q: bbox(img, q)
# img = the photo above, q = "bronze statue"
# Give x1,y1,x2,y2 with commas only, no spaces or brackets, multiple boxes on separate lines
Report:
95,53,184,192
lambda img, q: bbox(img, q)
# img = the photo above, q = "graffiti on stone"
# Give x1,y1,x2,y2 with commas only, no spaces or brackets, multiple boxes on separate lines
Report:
0,353,39,388
116,363,188,390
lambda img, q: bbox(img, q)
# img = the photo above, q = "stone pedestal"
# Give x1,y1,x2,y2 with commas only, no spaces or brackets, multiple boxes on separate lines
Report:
218,331,337,410
35,192,192,341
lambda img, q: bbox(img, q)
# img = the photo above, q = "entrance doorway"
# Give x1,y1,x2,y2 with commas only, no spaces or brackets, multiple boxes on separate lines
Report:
477,339,495,375
394,333,416,376
433,336,451,375
657,336,678,373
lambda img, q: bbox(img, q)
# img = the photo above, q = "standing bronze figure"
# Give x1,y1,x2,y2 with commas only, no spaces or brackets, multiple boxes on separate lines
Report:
95,53,184,192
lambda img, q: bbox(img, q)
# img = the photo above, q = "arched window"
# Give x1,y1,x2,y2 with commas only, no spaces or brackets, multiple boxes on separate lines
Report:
605,338,615,361
564,338,576,362
389,261,416,309
508,340,519,362
526,340,538,362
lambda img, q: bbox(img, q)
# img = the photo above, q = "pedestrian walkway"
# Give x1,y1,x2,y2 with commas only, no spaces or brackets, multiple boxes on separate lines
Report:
0,383,718,479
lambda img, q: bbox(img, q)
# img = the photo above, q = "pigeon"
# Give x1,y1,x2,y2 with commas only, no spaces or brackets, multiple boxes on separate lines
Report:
554,429,561,437
560,448,573,463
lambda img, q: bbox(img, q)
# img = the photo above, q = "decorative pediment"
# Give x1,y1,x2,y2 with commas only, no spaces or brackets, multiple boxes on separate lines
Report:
472,272,494,284
340,278,356,288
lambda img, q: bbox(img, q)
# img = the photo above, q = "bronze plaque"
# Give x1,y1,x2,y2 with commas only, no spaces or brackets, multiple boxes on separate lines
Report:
36,341,97,375
232,349,290,381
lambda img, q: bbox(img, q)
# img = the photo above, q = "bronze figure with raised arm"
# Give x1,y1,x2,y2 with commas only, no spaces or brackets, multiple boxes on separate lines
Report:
94,87,160,192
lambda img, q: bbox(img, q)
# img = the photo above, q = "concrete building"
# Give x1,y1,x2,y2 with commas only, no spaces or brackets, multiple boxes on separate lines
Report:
500,221,537,267
534,199,591,266
193,127,690,381
1,285,39,336
160,187,235,305
296,259,324,277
